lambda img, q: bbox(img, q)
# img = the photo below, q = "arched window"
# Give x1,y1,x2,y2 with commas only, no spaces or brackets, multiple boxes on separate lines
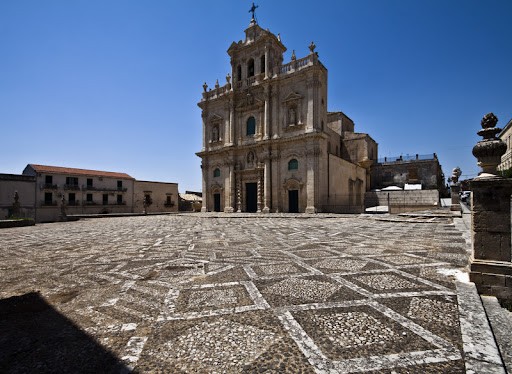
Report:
246,116,256,136
288,159,298,170
260,55,266,74
248,59,255,77
236,65,242,81
213,168,220,178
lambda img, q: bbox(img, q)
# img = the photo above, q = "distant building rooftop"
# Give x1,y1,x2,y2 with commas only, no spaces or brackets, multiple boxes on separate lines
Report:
24,164,134,180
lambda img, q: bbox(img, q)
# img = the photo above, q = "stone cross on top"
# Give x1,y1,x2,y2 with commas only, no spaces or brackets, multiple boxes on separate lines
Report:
249,2,258,21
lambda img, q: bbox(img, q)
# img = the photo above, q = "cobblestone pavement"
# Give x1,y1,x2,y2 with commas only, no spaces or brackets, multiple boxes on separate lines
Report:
0,213,472,373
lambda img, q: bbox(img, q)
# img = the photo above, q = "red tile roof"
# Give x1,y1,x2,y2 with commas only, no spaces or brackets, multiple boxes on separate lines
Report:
28,164,134,180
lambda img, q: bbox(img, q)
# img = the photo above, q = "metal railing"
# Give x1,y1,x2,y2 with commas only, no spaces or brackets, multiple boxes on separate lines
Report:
378,153,437,164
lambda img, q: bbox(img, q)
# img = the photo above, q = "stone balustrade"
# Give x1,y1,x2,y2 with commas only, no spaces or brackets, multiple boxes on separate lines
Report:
201,54,320,102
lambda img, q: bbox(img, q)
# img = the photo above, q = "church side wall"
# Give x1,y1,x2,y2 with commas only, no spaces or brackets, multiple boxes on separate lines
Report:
324,154,366,213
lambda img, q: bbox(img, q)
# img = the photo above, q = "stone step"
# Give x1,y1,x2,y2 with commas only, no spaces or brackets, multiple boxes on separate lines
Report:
481,295,512,374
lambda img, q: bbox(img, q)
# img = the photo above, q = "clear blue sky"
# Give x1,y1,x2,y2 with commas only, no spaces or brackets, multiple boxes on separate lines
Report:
1,1,511,191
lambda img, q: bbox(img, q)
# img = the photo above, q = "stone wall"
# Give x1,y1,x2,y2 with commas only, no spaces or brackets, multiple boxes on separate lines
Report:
365,190,439,213
0,174,36,220
321,154,366,213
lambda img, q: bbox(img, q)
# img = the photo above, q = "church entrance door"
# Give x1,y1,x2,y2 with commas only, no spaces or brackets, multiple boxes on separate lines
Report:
213,193,221,212
245,183,257,212
288,190,299,213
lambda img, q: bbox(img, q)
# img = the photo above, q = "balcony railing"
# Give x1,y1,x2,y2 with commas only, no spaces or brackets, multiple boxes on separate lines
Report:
164,202,175,207
83,186,128,192
63,184,80,190
41,201,57,206
67,201,80,206
40,183,58,190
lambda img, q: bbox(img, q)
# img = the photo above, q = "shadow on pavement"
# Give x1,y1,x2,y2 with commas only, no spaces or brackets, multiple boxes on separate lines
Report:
0,292,129,373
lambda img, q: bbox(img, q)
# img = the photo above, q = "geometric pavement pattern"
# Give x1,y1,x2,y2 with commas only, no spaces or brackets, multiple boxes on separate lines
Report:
0,213,471,373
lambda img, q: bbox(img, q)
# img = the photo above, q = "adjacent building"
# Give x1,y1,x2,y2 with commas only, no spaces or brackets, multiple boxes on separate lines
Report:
134,180,178,214
498,118,512,173
0,164,178,222
371,153,447,193
196,16,377,213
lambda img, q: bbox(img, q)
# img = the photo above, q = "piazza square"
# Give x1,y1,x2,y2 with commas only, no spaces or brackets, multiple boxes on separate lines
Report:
2,212,503,373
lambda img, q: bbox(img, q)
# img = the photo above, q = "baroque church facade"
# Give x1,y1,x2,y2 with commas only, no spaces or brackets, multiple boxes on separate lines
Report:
197,15,377,213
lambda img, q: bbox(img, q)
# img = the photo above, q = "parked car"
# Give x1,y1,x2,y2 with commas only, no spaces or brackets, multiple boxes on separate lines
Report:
460,191,471,203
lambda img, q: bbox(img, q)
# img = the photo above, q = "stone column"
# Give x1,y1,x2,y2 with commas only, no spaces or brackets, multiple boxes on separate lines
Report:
305,147,318,214
201,110,208,151
263,155,271,213
305,78,316,133
257,164,263,213
201,160,208,213
229,101,235,145
236,171,242,213
224,162,234,213
263,86,270,140
469,113,512,301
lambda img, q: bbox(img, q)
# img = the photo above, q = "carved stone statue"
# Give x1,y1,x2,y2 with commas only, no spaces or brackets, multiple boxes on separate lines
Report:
11,191,21,218
143,194,152,215
59,195,67,221
289,107,296,125
450,167,462,185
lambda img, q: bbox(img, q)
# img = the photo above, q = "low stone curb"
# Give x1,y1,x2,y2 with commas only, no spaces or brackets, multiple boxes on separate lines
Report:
0,219,35,229
456,281,506,373
481,296,512,374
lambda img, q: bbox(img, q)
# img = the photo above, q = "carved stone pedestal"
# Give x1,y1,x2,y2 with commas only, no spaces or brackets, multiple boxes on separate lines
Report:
469,177,512,301
469,113,512,301
450,184,461,211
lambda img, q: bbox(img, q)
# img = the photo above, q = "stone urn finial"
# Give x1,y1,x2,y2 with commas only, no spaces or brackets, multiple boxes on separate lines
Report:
215,79,219,89
291,50,296,61
472,112,507,177
226,73,231,85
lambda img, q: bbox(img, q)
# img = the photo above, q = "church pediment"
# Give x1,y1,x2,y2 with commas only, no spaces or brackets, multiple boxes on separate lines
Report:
210,114,223,122
282,92,303,103
235,93,264,110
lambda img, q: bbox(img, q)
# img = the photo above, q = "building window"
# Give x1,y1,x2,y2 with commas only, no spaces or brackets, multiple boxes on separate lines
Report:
69,193,76,205
246,116,256,136
165,195,173,207
236,64,242,81
117,180,123,190
44,192,52,205
213,168,221,178
260,55,265,74
103,194,108,205
66,177,78,186
117,194,123,204
247,59,255,77
288,159,299,170
87,178,93,188
86,193,93,203
45,175,53,184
